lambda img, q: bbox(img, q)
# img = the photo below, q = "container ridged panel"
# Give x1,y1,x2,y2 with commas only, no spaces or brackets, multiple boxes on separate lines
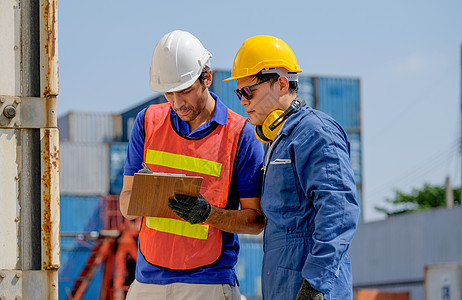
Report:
59,238,104,300
59,196,104,299
316,77,360,131
60,195,102,232
59,142,110,195
110,142,128,195
58,112,122,143
236,240,263,299
298,76,314,108
348,132,362,185
121,95,167,142
210,70,248,118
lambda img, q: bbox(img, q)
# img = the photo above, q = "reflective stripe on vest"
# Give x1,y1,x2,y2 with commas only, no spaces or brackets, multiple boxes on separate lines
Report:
145,217,209,240
145,149,222,177
139,103,246,270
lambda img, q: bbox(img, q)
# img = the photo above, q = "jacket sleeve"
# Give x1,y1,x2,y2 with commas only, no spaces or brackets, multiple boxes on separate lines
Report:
294,125,360,294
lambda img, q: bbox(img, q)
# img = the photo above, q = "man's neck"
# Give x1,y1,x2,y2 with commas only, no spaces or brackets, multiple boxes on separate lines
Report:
188,93,216,132
279,93,298,111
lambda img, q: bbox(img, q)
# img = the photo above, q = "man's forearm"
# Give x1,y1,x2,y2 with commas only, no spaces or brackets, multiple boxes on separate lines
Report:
205,206,264,234
119,190,138,220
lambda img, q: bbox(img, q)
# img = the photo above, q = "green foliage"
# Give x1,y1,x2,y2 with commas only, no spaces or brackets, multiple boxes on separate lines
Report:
375,184,461,216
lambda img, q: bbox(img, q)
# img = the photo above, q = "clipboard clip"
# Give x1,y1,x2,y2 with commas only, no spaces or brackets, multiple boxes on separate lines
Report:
139,161,153,174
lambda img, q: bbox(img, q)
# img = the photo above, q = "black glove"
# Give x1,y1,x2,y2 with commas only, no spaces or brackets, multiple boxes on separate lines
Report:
168,194,211,224
296,279,323,300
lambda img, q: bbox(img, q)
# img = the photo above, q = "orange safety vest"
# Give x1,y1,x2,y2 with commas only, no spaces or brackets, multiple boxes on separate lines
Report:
138,103,247,270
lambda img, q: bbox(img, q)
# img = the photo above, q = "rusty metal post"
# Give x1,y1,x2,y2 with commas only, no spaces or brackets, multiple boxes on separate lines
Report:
19,0,42,272
0,0,59,299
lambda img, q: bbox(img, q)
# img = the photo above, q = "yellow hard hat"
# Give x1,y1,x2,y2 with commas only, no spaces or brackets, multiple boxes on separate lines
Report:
224,35,302,82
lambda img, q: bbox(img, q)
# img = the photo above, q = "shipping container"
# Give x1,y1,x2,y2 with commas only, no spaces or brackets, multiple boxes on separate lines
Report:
60,196,104,300
236,238,264,300
297,76,315,108
120,95,167,142
109,142,128,195
425,263,462,300
60,195,103,233
60,142,110,195
59,238,104,300
58,112,122,143
210,70,248,118
314,77,361,131
348,132,362,185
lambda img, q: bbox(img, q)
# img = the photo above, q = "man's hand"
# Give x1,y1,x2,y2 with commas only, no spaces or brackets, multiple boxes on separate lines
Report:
296,278,323,300
168,194,211,224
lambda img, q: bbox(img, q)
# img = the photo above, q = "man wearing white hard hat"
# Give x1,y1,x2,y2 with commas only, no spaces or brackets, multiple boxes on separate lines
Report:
119,30,265,300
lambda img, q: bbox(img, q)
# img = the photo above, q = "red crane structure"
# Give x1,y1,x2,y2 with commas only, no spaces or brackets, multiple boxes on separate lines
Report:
69,195,140,300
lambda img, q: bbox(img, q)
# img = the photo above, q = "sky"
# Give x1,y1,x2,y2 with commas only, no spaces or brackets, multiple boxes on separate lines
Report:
57,0,462,222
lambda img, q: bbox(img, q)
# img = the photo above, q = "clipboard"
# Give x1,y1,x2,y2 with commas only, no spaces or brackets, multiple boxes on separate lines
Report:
127,172,203,218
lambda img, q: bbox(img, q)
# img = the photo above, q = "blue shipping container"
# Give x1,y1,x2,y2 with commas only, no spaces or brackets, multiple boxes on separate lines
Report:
348,132,362,185
120,95,167,142
110,142,129,195
346,131,362,221
236,240,263,299
60,196,104,299
60,196,103,233
315,77,360,130
60,238,104,300
297,76,315,108
210,70,248,118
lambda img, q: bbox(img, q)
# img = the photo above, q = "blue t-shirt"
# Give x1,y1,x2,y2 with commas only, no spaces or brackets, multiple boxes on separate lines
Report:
124,92,264,285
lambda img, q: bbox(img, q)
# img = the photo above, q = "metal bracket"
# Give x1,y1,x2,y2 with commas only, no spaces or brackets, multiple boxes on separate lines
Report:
0,269,58,299
0,270,22,300
0,95,47,128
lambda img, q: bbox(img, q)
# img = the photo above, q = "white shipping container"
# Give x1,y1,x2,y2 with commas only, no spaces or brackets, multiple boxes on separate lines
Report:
60,142,110,195
425,263,462,300
58,112,122,142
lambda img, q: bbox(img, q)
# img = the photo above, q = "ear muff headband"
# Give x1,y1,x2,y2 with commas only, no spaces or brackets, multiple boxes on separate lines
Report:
254,99,303,143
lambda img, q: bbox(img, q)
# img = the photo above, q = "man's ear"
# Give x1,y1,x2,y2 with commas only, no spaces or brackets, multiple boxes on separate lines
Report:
204,70,213,88
278,76,290,96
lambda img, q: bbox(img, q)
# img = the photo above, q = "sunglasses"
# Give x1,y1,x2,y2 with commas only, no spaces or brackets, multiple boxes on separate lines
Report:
234,77,272,100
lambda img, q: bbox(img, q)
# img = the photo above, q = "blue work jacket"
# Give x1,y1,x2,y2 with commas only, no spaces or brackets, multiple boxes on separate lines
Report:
261,105,360,300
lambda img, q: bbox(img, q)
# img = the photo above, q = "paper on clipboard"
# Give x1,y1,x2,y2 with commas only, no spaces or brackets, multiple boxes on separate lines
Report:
127,172,203,218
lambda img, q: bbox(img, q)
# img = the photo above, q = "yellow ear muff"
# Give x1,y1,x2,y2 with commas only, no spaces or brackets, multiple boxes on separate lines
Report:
254,110,285,143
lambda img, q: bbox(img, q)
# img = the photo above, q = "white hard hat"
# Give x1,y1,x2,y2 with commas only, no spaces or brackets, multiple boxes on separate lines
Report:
149,30,212,93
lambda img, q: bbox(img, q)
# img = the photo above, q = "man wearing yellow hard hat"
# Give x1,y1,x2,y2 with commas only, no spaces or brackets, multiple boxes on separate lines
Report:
225,35,360,299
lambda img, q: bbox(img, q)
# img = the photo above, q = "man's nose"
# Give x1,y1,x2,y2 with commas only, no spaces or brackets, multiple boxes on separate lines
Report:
240,95,250,107
172,93,186,108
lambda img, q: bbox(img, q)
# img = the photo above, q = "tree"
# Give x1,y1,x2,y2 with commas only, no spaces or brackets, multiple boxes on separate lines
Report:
375,184,461,217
